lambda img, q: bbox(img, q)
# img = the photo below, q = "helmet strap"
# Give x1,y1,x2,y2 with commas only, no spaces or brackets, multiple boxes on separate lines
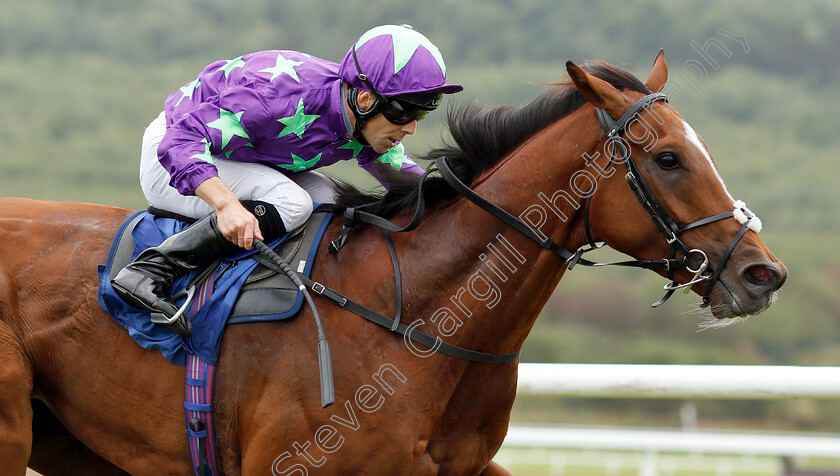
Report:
346,86,379,145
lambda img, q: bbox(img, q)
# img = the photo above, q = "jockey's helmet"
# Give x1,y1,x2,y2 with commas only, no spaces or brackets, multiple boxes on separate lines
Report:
339,25,462,135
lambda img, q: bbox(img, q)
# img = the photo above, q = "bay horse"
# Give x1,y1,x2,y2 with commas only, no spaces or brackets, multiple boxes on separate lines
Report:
1,51,785,475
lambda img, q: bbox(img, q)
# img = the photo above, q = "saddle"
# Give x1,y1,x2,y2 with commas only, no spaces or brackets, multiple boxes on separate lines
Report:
98,208,334,366
229,210,327,323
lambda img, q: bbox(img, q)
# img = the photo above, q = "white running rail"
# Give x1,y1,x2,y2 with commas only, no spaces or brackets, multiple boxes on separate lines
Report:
517,363,840,399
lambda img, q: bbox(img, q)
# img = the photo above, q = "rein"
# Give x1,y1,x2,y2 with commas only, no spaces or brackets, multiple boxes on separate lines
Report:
322,91,762,366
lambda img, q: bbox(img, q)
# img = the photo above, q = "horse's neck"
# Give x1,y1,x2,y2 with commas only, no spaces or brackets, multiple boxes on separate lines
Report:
404,110,598,355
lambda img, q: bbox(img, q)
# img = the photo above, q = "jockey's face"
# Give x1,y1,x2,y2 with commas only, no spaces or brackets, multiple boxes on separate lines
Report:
356,90,418,154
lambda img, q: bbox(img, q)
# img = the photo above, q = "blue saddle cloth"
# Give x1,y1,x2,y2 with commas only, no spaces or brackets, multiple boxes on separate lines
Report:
97,210,332,366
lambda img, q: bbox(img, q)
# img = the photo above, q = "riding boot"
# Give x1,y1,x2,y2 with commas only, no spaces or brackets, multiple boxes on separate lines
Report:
111,212,235,334
111,201,287,336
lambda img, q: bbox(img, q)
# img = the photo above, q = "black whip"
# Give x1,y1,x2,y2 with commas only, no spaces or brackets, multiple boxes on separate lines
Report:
253,239,334,408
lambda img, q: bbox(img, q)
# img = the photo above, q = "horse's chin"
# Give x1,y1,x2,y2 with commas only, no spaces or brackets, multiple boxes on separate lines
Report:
706,278,778,319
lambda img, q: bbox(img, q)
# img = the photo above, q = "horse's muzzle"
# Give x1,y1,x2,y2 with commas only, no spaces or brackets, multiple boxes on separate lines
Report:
713,257,787,317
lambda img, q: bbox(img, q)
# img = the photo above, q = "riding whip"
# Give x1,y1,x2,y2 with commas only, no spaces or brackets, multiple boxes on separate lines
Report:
253,239,335,408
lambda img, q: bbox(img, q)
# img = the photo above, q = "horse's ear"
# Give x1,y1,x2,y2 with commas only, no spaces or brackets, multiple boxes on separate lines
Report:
645,49,668,92
565,60,625,115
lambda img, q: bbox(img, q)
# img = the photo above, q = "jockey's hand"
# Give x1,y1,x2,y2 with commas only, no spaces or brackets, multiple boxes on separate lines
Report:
195,177,263,250
216,201,263,250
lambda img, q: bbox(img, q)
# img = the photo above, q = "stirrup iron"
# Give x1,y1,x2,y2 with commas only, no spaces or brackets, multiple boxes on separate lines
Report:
150,285,197,336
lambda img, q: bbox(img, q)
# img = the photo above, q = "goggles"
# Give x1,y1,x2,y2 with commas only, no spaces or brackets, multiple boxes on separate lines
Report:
377,94,441,125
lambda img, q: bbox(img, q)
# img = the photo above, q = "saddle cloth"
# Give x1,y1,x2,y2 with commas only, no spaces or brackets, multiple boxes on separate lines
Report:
97,209,333,366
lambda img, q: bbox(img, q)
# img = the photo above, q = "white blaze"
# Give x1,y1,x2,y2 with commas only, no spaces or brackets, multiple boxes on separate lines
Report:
682,120,734,202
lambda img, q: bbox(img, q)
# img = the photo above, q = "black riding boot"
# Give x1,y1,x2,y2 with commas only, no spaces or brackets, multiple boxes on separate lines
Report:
111,212,233,336
111,201,287,336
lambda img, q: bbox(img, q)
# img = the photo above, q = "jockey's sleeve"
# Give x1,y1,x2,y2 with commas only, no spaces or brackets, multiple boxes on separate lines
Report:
358,142,424,187
157,87,273,195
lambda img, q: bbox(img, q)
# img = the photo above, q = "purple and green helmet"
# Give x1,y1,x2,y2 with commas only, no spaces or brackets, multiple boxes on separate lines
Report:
339,24,463,99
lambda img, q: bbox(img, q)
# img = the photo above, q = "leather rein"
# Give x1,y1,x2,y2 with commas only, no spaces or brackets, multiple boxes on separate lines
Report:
317,92,760,365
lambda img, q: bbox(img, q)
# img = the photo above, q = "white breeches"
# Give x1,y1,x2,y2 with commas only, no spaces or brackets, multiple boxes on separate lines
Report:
139,112,336,230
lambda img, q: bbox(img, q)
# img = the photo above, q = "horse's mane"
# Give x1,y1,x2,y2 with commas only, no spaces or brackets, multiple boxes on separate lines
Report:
332,61,652,216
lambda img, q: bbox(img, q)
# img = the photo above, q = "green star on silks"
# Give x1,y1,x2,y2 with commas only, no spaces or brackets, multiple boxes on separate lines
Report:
279,152,322,172
206,109,250,149
190,138,215,165
219,56,246,78
355,25,446,75
338,140,365,158
259,53,304,83
276,99,320,139
175,79,200,107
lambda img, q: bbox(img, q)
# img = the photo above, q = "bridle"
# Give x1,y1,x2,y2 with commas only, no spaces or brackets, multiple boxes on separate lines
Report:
330,92,762,309
585,92,760,307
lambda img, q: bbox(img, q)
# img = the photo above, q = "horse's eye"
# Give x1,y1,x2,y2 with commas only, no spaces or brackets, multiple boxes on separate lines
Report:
656,153,680,170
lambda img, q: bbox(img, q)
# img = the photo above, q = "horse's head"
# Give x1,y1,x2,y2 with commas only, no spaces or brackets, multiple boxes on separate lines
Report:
567,51,786,320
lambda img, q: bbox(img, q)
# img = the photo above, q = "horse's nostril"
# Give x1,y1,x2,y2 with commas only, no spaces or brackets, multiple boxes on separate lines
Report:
743,264,781,290
749,265,771,282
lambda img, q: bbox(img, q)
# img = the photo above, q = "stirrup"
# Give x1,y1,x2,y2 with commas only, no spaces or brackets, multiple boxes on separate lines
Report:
150,285,197,337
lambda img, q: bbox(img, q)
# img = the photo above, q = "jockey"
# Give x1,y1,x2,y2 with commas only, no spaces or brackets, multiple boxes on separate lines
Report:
111,24,462,329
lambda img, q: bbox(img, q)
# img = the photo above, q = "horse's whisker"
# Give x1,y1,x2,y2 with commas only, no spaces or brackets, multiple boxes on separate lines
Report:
682,301,751,331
